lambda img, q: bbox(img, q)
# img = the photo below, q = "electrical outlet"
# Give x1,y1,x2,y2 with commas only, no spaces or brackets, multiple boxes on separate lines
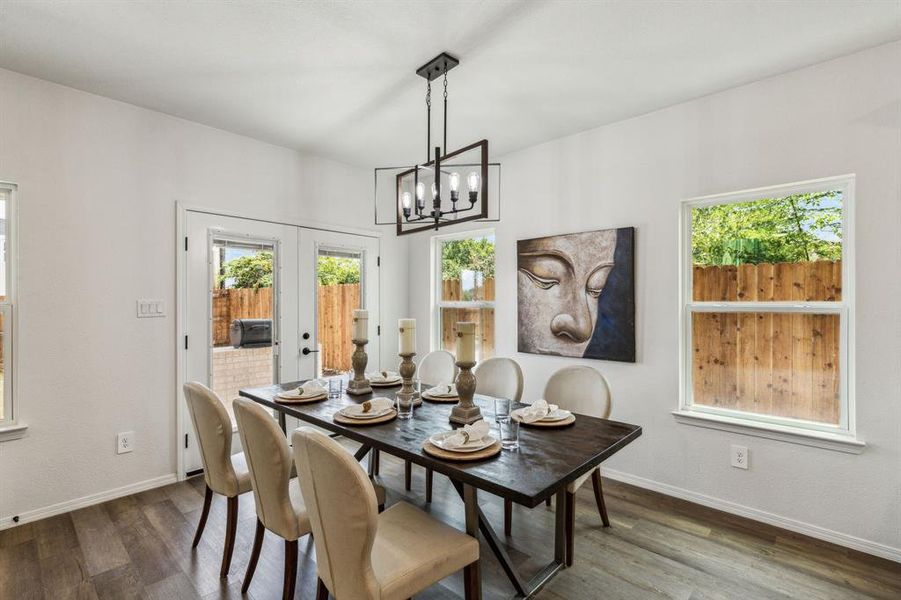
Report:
731,444,749,469
117,431,135,454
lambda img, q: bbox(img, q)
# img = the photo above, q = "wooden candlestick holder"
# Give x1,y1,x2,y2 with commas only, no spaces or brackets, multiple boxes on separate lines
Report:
396,352,417,414
346,339,372,396
450,361,481,425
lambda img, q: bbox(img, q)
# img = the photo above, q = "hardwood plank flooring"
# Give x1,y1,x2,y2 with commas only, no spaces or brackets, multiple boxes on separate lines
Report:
1,449,898,599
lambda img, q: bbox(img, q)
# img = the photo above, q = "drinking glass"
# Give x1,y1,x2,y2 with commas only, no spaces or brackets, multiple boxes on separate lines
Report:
328,378,343,399
396,394,414,420
412,377,422,400
494,398,513,422
497,417,520,450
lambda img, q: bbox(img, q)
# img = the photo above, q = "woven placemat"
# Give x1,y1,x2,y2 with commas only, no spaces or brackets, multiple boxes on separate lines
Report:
421,392,459,403
275,393,328,405
371,381,402,388
333,409,397,426
513,414,576,428
422,440,502,461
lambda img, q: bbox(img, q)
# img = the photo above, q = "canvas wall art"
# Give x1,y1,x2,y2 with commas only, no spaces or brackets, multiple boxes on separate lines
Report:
517,227,635,362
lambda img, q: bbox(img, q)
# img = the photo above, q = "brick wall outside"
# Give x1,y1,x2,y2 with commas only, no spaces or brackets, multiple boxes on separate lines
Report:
212,346,273,418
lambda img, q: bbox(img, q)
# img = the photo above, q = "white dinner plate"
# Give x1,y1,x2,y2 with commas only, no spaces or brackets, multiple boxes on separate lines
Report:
339,405,394,419
512,407,572,423
428,431,497,453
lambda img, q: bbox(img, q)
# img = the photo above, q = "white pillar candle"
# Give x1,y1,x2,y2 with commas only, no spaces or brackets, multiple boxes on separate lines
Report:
456,322,476,363
398,318,416,355
352,309,368,341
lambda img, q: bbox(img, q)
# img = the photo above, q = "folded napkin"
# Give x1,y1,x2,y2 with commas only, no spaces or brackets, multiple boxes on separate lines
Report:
295,380,327,397
368,370,400,382
358,397,393,414
427,383,457,397
444,420,491,449
519,399,559,423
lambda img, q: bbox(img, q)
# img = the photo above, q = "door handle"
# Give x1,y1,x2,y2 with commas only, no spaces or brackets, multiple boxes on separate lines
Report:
302,347,319,356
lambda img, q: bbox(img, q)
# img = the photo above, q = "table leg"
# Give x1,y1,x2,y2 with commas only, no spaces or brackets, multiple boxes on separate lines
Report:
462,484,482,600
277,411,287,433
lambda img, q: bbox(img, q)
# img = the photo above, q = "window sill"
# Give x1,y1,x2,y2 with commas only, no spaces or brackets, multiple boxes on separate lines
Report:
0,423,28,442
672,410,865,454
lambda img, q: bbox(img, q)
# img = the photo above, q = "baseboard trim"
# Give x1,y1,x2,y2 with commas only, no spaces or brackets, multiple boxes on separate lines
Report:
602,468,901,564
0,473,178,530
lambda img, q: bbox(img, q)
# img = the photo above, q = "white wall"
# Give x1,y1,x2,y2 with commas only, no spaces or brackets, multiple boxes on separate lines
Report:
0,68,407,523
409,41,901,559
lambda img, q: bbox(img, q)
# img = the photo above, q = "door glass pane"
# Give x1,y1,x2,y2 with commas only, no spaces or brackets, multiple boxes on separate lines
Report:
691,311,840,425
210,239,276,420
316,249,362,377
691,190,843,301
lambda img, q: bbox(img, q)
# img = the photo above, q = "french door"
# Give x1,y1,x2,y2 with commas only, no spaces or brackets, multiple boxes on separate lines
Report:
181,211,379,474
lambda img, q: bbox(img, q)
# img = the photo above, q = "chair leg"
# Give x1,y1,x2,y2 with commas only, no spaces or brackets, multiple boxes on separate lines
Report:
241,519,265,593
192,485,213,548
404,459,412,491
316,578,329,600
220,495,238,578
591,469,610,527
283,539,298,600
565,491,575,567
425,468,433,503
504,499,513,536
463,560,481,600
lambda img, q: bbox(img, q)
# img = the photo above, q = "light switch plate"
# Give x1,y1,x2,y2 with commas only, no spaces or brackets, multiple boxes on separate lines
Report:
137,299,165,318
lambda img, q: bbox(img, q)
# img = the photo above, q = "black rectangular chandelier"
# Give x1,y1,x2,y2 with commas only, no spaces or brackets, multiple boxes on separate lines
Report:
387,52,490,236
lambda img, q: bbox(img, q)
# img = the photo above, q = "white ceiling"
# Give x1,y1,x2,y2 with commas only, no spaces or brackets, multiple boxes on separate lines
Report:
2,1,900,166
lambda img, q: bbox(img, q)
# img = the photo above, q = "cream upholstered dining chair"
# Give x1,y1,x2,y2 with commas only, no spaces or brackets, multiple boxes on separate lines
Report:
183,382,252,578
233,398,312,600
474,357,524,402
292,427,481,600
407,350,458,499
504,365,612,566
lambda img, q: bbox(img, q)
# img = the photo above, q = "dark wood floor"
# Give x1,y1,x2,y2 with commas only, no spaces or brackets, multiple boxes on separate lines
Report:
1,449,899,600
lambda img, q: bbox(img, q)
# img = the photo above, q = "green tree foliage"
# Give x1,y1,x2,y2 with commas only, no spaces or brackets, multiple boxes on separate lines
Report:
317,256,361,286
218,252,273,289
692,192,842,266
442,237,495,280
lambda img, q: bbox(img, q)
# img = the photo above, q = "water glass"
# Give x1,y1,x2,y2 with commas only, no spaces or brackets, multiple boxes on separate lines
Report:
494,398,513,422
328,378,343,399
396,394,414,420
497,417,520,450
412,377,422,400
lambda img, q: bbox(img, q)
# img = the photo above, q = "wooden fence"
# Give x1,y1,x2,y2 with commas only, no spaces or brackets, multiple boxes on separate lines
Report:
691,260,841,424
440,278,495,360
211,284,360,373
316,283,360,373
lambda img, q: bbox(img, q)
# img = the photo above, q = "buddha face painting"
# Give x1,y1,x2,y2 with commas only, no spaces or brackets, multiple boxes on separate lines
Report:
517,227,634,360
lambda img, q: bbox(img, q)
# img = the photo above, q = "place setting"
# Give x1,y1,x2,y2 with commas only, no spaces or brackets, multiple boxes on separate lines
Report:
422,419,501,461
511,398,575,427
368,370,403,388
421,382,459,403
275,379,329,404
333,397,397,426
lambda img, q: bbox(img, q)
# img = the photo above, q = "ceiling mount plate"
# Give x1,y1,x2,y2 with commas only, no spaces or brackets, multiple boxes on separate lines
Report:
416,52,460,81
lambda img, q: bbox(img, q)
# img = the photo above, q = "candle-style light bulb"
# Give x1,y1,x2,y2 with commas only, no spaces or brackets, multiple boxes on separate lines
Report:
415,181,425,211
449,172,460,205
467,171,480,204
431,182,438,200
401,191,412,218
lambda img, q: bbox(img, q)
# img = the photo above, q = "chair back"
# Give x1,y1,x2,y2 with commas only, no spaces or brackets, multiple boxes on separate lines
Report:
183,382,239,496
418,350,457,384
474,357,524,402
233,398,303,540
292,427,380,598
543,365,612,418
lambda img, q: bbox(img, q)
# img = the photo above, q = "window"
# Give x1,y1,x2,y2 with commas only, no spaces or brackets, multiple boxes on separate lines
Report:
0,183,17,435
434,230,495,362
678,176,858,448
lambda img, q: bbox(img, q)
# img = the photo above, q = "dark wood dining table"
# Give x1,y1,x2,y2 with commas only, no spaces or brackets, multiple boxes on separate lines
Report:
240,381,642,599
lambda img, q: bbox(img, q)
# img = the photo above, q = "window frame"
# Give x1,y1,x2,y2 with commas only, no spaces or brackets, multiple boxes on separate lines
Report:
0,182,21,439
431,228,496,358
676,175,859,449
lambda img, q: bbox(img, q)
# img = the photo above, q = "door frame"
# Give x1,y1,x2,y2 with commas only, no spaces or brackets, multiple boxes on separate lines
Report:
175,202,382,480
